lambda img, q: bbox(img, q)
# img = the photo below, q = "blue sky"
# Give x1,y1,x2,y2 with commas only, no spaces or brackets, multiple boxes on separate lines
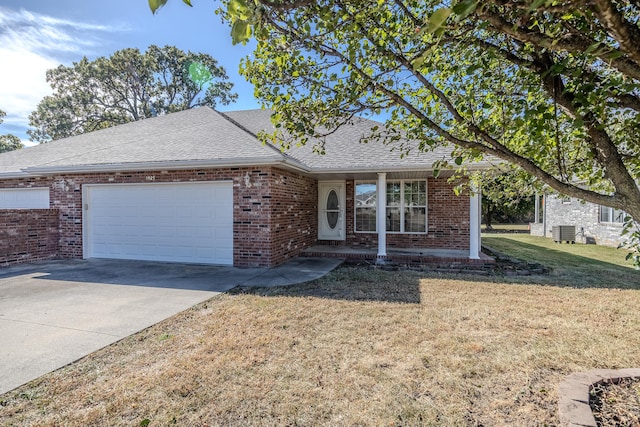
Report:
0,0,259,145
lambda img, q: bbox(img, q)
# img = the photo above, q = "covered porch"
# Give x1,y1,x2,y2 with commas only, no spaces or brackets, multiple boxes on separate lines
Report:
313,172,485,265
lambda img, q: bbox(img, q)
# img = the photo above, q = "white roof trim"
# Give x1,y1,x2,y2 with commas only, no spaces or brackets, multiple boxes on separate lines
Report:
308,163,490,175
21,156,310,176
8,159,490,178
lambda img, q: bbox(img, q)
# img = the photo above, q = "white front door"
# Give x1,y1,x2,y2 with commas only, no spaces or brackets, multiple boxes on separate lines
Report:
318,181,345,240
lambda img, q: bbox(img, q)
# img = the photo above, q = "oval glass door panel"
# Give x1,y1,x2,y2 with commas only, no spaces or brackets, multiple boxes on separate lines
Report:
326,190,339,229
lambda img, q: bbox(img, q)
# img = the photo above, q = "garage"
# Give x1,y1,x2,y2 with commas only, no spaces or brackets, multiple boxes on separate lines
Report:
83,182,233,265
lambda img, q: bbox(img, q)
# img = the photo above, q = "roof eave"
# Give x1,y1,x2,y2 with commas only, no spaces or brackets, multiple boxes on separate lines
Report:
21,157,310,176
308,162,493,175
0,171,34,179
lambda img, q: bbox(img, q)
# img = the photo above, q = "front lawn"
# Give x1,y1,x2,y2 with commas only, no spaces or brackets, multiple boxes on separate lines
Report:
1,235,639,426
483,233,639,288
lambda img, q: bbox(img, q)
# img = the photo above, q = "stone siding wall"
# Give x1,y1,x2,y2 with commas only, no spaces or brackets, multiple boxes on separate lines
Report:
532,195,624,246
0,209,59,266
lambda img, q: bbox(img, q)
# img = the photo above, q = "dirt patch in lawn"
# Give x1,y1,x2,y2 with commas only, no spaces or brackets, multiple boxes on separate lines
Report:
1,265,639,426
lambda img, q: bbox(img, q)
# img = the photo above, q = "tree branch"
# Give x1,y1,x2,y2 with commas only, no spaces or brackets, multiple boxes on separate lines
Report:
478,9,640,82
592,0,640,66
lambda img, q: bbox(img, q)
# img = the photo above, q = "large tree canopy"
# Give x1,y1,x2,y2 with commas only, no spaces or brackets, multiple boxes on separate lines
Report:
219,0,640,219
0,109,23,153
479,167,537,229
28,45,237,142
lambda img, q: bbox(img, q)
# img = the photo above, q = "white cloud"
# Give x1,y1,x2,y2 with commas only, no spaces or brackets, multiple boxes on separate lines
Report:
0,6,128,140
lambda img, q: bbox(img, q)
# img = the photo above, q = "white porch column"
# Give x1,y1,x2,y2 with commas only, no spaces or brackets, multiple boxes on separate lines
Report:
534,193,540,223
469,184,481,259
377,172,387,261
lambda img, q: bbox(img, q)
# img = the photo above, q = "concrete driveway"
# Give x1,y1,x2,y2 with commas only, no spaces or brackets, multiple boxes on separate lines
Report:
0,257,342,395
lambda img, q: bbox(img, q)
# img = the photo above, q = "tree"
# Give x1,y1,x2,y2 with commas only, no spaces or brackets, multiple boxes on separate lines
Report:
154,0,640,264
28,45,237,142
478,168,536,229
0,109,24,153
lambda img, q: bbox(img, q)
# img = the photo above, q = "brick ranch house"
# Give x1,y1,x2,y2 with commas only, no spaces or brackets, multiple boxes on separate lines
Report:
0,107,491,267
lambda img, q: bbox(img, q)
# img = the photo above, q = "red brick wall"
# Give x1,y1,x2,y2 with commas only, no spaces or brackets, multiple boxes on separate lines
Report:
0,209,59,266
269,168,317,265
0,171,471,266
325,177,470,251
0,168,318,267
50,168,277,266
231,168,276,266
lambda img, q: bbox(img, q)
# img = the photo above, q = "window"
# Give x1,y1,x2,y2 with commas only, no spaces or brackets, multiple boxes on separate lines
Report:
354,180,428,233
599,206,625,224
355,182,377,232
387,180,427,233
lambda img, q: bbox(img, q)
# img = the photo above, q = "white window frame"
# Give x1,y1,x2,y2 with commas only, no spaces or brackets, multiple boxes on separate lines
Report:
599,205,625,224
0,187,50,209
354,179,429,234
386,179,428,234
354,181,378,233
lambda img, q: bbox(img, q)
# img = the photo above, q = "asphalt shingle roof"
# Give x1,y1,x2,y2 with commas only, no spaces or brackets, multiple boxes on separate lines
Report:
0,107,490,177
223,109,456,171
0,108,283,176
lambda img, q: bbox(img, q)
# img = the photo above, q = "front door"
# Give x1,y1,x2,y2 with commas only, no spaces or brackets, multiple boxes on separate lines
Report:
318,181,345,240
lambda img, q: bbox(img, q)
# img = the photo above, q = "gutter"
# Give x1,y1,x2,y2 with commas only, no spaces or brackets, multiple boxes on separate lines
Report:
308,163,492,175
21,156,310,176
9,155,491,178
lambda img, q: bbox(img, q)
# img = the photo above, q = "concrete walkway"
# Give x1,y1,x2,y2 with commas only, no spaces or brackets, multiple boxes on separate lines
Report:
0,257,342,395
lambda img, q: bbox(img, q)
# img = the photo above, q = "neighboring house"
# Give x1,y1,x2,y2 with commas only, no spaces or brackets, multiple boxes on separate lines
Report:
0,107,490,267
530,194,626,246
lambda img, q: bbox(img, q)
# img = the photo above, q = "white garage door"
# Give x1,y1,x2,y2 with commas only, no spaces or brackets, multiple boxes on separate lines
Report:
85,182,233,265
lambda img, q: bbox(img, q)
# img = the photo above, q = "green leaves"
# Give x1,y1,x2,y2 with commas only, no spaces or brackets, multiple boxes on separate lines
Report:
231,21,251,45
28,45,237,142
0,109,22,152
148,0,168,14
228,0,250,20
426,7,452,34
452,0,477,20
187,61,213,87
226,0,254,44
149,0,192,14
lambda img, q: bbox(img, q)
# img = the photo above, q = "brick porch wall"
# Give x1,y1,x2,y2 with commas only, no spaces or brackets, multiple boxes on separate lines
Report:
323,177,470,251
0,209,59,266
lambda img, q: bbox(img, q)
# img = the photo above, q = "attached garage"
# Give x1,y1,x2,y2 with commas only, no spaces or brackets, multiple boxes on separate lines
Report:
83,181,233,265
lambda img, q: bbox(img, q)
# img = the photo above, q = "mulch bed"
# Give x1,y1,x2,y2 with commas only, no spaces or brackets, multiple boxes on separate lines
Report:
340,245,551,276
590,378,640,426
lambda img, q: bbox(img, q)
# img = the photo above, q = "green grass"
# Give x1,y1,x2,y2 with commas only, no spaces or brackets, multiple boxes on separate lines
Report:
483,233,639,288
